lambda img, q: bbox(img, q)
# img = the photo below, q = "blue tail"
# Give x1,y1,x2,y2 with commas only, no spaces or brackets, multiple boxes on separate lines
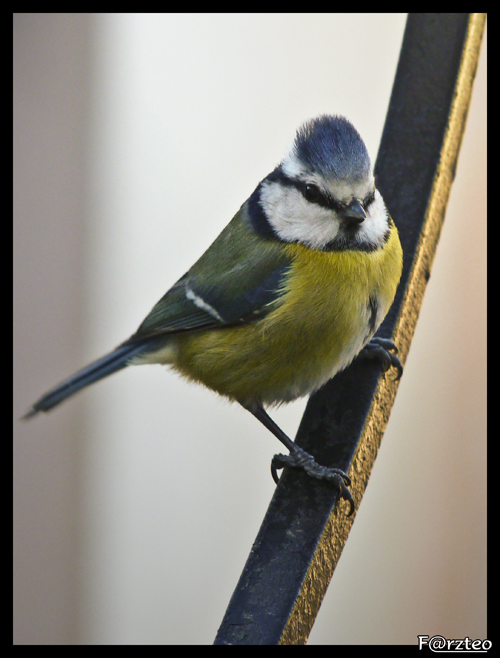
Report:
23,340,156,418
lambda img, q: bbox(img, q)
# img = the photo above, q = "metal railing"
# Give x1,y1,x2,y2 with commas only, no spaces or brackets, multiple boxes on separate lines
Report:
214,13,486,645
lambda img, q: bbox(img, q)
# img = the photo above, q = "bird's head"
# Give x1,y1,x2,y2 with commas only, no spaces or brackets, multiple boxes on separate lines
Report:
248,115,390,252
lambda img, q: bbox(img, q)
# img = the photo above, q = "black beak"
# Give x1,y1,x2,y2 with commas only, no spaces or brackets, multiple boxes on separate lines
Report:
341,198,366,224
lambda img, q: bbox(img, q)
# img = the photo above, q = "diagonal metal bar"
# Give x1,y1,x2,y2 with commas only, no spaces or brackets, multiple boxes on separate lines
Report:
214,13,486,646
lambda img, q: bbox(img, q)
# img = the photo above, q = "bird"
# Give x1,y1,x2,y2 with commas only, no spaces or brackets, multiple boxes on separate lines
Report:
24,114,403,515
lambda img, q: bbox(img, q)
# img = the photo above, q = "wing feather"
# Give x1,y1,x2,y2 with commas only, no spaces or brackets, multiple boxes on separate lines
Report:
132,206,291,340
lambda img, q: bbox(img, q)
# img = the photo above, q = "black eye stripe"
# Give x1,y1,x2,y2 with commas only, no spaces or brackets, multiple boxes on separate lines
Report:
296,181,342,211
363,190,376,208
265,169,341,211
265,167,375,213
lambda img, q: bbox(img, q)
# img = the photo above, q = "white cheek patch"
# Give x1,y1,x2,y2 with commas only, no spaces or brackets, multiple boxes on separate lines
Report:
260,180,341,249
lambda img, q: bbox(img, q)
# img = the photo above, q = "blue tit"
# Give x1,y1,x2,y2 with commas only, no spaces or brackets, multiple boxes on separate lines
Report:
25,115,403,515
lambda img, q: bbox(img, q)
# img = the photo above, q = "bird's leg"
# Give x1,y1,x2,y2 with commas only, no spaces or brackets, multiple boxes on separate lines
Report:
359,337,403,379
241,402,354,516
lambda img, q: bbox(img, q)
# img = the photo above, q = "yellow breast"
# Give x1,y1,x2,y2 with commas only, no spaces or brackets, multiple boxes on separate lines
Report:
171,222,402,405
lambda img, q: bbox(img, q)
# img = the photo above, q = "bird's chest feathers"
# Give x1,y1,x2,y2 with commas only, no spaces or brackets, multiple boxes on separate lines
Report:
284,245,389,320
268,245,393,376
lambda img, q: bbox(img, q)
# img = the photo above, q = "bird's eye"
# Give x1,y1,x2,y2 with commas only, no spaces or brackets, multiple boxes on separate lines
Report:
364,189,376,207
303,183,321,203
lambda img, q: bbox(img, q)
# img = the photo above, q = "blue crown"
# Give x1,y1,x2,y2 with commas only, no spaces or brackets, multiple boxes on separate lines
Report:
293,115,371,182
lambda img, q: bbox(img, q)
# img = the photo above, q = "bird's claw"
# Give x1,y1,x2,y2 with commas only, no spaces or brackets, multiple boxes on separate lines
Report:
271,446,354,516
360,337,403,380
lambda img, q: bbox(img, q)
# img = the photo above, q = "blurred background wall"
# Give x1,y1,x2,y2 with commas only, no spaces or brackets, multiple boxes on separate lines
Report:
14,13,486,644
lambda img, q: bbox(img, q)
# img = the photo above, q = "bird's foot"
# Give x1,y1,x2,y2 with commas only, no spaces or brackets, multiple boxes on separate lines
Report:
359,337,403,380
271,445,354,516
